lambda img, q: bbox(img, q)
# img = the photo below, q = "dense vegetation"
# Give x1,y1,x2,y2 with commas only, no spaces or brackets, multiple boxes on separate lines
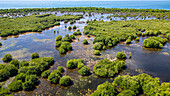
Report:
0,14,83,37
143,36,167,48
94,50,101,55
82,39,88,44
55,34,73,54
93,59,126,77
117,52,126,59
59,76,72,86
2,54,12,62
84,20,170,50
1,7,170,20
91,73,170,96
0,54,54,92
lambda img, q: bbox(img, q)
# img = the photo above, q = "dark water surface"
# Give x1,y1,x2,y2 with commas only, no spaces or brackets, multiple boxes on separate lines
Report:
0,13,170,96
0,1,170,9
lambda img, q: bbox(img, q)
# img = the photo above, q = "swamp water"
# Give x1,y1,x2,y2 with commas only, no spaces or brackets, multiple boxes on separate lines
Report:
0,13,170,96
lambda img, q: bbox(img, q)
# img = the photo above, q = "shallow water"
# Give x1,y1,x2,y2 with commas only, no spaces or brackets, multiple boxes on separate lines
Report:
0,13,170,96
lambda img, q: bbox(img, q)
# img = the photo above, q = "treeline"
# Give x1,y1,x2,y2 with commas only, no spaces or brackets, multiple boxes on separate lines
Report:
0,14,83,37
0,7,170,14
91,73,170,96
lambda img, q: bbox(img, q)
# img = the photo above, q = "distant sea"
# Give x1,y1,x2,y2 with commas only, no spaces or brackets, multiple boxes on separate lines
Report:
0,1,170,10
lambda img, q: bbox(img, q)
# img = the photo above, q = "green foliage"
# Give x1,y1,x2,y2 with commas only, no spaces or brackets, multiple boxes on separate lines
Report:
93,59,126,77
59,76,72,86
57,66,64,72
19,60,29,68
136,37,140,41
25,75,39,85
94,42,104,50
73,25,77,29
73,30,81,35
143,36,167,48
41,70,50,78
94,50,101,55
117,90,136,96
90,81,117,96
8,80,23,92
19,57,54,76
69,35,75,39
78,66,90,76
2,54,12,62
126,39,131,44
84,20,170,50
55,41,62,47
31,53,39,59
23,81,34,91
15,73,26,82
56,35,62,41
117,52,127,59
10,59,20,68
83,39,88,44
68,26,72,30
77,63,85,69
0,14,82,37
0,86,10,96
48,73,61,84
58,42,72,54
4,64,18,77
0,42,2,46
66,59,83,69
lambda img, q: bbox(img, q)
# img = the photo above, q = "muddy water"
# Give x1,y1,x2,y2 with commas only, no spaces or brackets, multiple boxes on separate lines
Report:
0,13,170,96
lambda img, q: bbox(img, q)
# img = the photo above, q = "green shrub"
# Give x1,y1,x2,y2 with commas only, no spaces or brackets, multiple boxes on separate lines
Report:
83,39,88,44
93,59,126,77
57,66,64,72
8,80,23,92
66,59,83,69
4,65,18,77
55,41,62,47
78,66,90,76
77,63,85,69
31,53,39,59
23,81,34,91
56,35,62,41
68,26,72,30
59,76,72,86
15,73,26,82
19,60,29,68
69,35,75,39
94,50,101,55
0,42,2,46
73,25,77,29
2,54,12,62
48,73,61,84
62,36,72,42
90,81,117,96
117,52,127,59
0,70,7,81
41,70,50,78
0,86,10,95
58,48,66,54
87,34,90,37
143,37,167,48
25,75,39,85
117,90,136,96
136,37,140,41
126,39,131,44
10,59,20,68
94,42,104,50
